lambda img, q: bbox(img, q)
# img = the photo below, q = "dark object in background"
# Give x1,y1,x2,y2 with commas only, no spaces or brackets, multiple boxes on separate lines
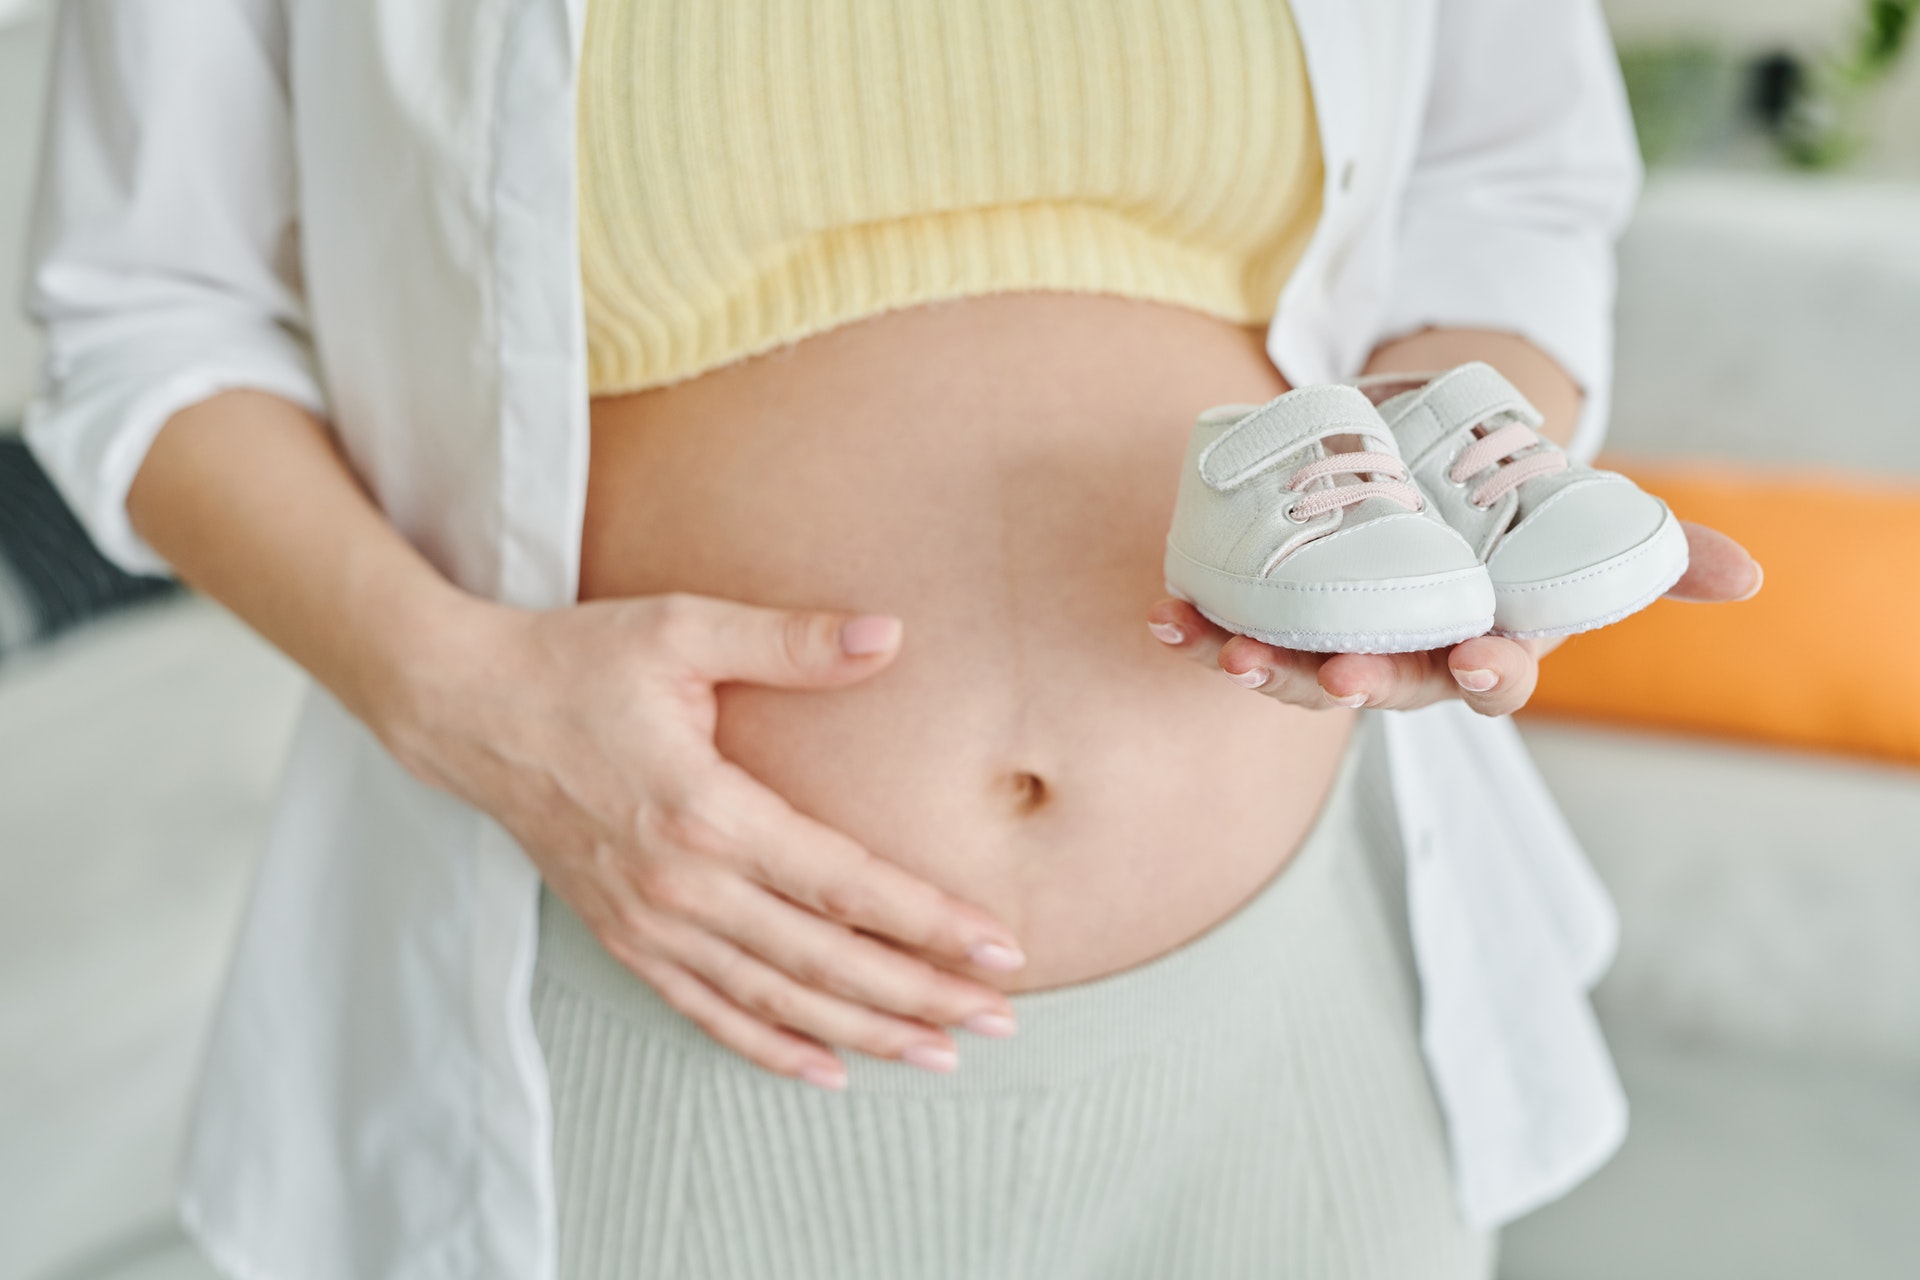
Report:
1758,0,1917,167
1620,0,1914,171
1749,51,1807,132
0,434,177,657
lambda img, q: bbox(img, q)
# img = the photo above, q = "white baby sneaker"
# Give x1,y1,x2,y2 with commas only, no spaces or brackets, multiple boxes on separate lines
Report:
1362,362,1690,640
1163,384,1495,654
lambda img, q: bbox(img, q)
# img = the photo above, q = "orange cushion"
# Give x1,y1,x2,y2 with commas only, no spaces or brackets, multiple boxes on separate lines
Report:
1524,458,1920,768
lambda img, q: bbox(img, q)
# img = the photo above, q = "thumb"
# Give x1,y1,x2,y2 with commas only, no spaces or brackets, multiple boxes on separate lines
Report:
1666,521,1763,603
660,596,904,689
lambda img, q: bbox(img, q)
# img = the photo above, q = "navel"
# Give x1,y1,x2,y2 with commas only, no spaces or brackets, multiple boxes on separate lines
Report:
1004,770,1050,816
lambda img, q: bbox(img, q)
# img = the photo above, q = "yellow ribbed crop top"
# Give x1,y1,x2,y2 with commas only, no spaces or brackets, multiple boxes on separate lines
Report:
578,0,1322,397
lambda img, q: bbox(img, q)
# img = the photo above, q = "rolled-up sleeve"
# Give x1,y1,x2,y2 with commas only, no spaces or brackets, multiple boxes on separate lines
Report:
22,0,326,578
1381,0,1642,460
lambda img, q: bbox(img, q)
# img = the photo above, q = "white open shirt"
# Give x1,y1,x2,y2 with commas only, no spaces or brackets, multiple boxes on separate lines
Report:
24,0,1643,1275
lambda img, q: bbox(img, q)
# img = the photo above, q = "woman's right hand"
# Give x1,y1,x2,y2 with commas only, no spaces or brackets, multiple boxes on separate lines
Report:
382,592,1026,1091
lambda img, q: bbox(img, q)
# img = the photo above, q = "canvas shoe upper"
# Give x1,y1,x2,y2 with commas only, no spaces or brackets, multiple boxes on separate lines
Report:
1163,384,1495,654
1364,362,1690,640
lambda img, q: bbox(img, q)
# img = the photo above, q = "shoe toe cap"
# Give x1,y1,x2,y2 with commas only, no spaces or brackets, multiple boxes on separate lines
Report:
1274,510,1481,584
1487,477,1668,585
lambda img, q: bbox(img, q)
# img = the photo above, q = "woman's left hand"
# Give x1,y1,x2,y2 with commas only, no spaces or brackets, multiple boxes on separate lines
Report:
1146,520,1762,717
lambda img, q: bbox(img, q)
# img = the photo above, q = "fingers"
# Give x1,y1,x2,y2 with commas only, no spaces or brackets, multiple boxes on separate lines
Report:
624,951,851,1090
626,902,979,1074
1440,636,1540,717
1317,650,1447,711
606,765,1023,1085
1317,638,1538,716
644,593,905,689
1146,598,1542,717
1667,521,1763,603
1144,598,1231,667
630,841,1019,1043
692,764,1026,974
1146,600,1352,710
1217,635,1356,709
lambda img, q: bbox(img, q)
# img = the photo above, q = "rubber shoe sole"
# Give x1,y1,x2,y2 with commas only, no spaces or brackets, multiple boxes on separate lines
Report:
1163,542,1495,654
1491,506,1690,640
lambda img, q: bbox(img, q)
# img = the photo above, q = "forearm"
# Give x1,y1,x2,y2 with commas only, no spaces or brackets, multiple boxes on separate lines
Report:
1362,327,1583,447
125,389,491,743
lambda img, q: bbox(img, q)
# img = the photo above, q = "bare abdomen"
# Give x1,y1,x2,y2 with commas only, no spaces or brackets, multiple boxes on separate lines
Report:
579,293,1352,991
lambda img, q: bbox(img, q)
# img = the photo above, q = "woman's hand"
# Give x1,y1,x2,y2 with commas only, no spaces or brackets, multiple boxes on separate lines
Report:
382,592,1026,1091
1146,521,1761,716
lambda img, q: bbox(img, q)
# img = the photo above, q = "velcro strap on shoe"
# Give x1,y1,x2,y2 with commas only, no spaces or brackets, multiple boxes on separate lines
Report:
1396,362,1544,460
1197,385,1388,491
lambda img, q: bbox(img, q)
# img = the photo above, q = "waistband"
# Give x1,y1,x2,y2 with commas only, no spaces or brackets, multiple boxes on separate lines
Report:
535,718,1383,1096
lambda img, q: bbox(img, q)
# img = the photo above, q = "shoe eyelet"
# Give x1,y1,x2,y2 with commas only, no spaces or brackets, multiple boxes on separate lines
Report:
1282,502,1307,524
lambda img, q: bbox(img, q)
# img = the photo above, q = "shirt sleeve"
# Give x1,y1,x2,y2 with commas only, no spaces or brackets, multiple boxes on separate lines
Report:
1379,0,1643,461
21,0,327,579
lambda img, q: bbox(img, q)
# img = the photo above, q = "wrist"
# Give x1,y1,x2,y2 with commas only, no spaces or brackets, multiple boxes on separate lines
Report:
1364,328,1583,447
353,574,525,781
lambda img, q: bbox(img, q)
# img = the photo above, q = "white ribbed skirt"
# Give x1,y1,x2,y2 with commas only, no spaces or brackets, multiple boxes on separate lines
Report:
531,717,1494,1279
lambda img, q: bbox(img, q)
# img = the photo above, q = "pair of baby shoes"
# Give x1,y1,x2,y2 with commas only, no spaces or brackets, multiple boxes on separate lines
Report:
1162,362,1690,654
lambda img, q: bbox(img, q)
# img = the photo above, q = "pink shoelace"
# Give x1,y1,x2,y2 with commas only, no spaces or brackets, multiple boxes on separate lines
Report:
1285,450,1424,521
1446,421,1567,508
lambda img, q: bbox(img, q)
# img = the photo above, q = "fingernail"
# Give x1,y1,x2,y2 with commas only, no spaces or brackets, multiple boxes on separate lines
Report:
1223,666,1269,689
1331,692,1369,708
968,942,1027,971
1453,667,1499,693
1147,621,1184,645
1737,562,1764,602
801,1064,848,1091
840,615,901,656
964,1012,1018,1038
903,1044,959,1073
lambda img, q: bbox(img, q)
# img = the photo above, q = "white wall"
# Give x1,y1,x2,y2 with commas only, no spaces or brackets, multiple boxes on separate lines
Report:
0,4,51,425
1608,0,1856,39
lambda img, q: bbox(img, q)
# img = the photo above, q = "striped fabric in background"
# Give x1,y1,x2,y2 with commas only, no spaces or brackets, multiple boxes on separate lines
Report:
0,433,177,657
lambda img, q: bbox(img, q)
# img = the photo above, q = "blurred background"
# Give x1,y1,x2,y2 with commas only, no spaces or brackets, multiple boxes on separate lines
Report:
1,1,1915,1277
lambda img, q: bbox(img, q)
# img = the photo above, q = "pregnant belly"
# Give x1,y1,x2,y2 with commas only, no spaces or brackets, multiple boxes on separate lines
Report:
580,293,1353,991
